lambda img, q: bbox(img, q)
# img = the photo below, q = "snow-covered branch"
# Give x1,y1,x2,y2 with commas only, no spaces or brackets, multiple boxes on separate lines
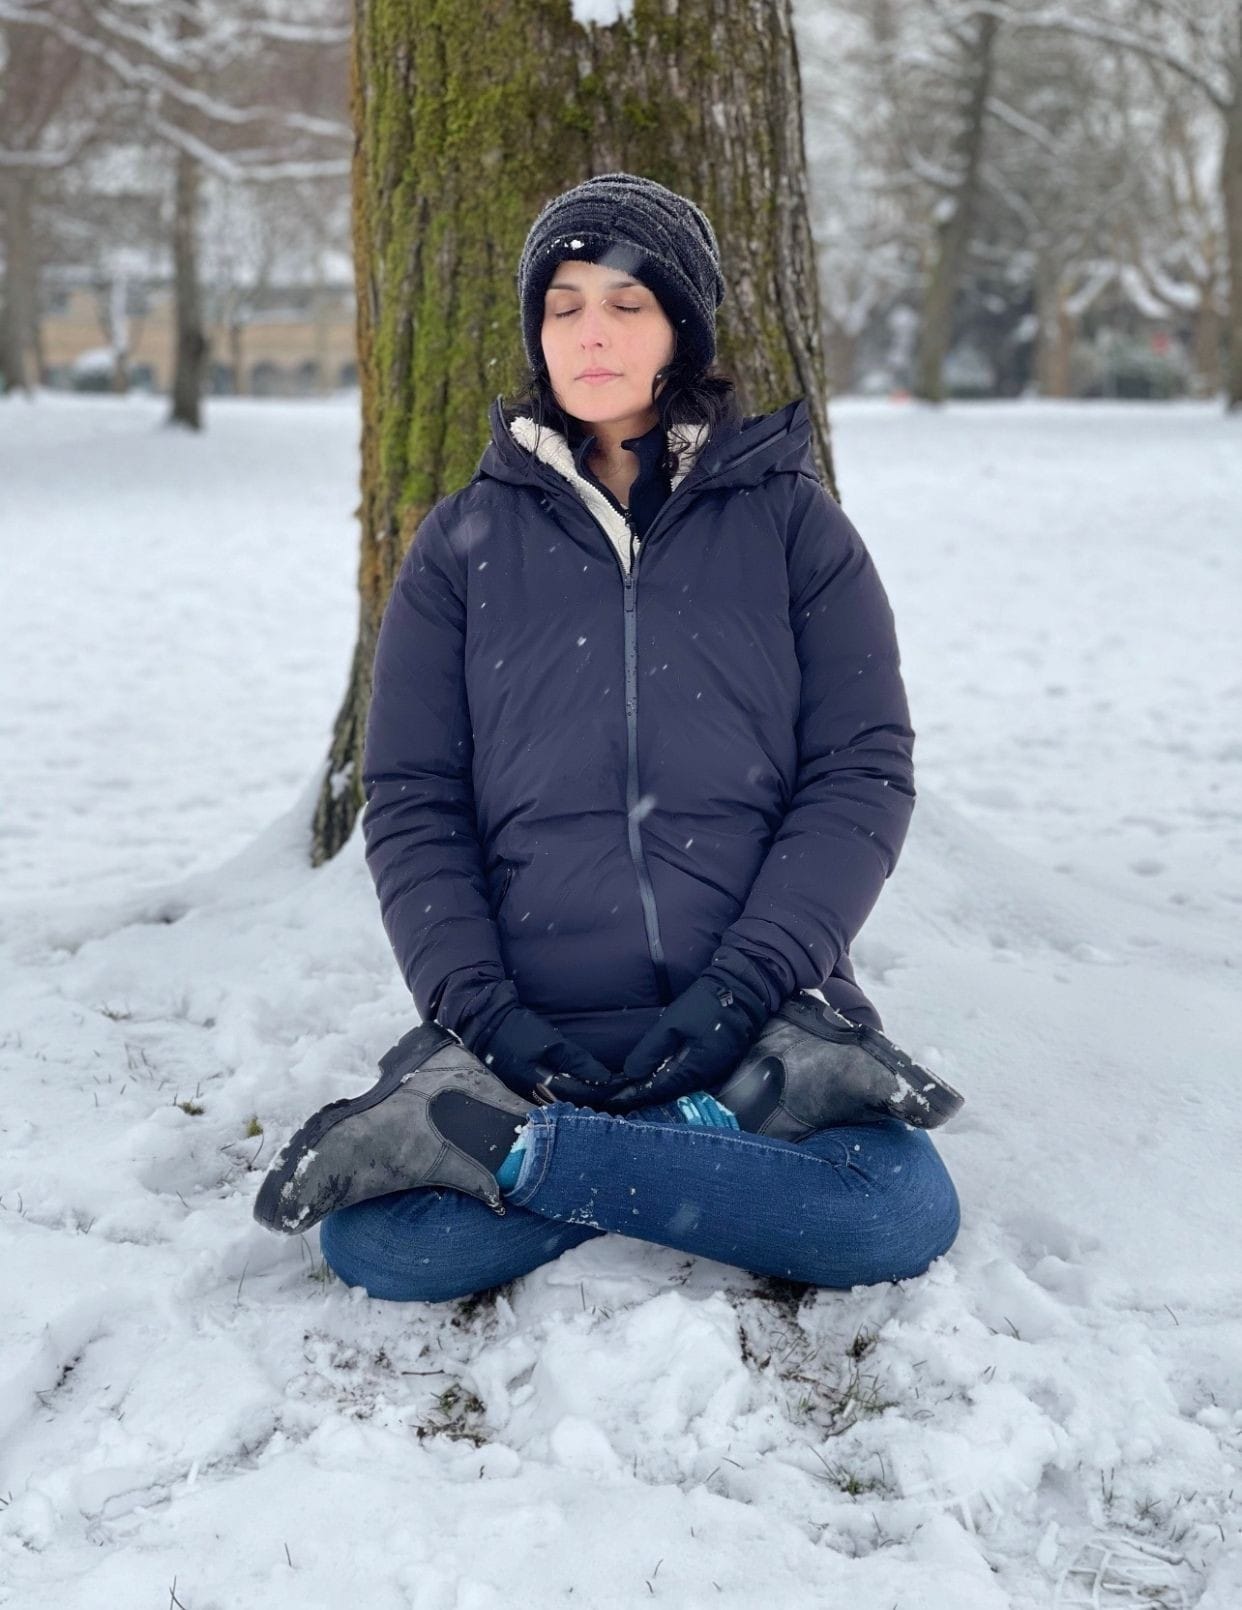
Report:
982,93,1062,155
0,127,95,168
250,20,352,45
978,161,1043,230
148,112,349,184
0,3,352,143
966,2,1230,109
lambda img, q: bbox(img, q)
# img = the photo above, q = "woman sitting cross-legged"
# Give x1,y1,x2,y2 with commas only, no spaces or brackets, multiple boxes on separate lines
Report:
254,173,963,1303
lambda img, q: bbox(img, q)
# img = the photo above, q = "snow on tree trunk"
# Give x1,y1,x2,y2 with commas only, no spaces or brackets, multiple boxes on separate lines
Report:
311,0,835,864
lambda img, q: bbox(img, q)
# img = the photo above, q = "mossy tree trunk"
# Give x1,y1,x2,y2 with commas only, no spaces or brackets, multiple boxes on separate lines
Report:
311,0,835,864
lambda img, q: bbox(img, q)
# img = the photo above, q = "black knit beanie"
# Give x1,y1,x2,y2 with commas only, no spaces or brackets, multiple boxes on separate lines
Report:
516,172,726,379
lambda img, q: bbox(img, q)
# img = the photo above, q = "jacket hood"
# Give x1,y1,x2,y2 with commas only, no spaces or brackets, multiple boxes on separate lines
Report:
474,394,815,575
477,394,815,499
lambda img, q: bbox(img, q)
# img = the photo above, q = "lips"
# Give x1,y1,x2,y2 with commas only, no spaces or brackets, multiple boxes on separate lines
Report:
577,370,620,380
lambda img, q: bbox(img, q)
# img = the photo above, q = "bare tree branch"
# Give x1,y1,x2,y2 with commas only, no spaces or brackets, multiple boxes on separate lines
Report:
983,92,1062,154
0,124,97,167
0,2,352,141
148,112,350,183
966,2,1230,108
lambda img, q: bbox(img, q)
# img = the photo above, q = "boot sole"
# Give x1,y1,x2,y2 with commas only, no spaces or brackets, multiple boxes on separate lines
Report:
777,995,965,1128
253,1020,454,1234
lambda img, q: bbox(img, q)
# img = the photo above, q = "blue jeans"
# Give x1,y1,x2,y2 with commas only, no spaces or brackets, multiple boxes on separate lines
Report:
318,1100,961,1303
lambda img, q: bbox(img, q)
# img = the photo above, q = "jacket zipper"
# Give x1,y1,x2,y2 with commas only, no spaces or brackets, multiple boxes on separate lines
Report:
621,507,672,1005
535,472,717,1009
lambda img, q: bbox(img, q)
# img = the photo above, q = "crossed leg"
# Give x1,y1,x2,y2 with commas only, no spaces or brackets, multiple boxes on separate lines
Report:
319,1107,960,1303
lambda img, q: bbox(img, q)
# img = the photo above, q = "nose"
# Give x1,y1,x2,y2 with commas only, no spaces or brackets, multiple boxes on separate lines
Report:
577,300,611,350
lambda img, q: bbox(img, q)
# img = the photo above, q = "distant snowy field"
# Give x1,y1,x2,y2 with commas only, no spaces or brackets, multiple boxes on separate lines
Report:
0,390,1238,1609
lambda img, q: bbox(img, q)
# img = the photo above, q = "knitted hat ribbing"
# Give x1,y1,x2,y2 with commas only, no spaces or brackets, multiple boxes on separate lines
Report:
516,172,726,378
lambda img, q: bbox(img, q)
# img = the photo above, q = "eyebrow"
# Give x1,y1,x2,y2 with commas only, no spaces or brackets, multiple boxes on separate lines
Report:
547,277,645,291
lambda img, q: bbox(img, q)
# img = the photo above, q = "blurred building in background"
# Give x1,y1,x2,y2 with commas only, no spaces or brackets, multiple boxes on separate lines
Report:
38,268,356,396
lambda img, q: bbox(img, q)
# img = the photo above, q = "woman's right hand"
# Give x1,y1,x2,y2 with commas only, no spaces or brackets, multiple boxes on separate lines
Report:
457,982,618,1105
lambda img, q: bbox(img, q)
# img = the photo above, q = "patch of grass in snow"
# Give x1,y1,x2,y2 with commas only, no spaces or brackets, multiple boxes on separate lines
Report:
784,1348,897,1435
1101,1477,1204,1553
416,1383,489,1447
810,1453,887,1498
737,1289,896,1448
176,1098,205,1116
451,1282,513,1331
244,1116,263,1137
848,1327,880,1361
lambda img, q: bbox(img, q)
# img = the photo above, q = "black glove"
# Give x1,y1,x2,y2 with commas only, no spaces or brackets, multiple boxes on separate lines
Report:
455,979,617,1105
595,948,776,1113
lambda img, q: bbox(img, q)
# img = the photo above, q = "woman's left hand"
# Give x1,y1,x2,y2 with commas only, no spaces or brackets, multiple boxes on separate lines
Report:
595,964,770,1112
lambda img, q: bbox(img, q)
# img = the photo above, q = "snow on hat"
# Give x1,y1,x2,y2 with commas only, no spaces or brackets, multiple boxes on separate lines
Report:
516,172,726,377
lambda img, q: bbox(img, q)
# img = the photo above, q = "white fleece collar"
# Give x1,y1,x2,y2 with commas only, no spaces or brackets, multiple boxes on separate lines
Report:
508,414,711,575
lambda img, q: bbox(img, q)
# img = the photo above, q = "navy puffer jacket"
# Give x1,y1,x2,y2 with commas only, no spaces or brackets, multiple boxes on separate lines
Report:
361,395,915,1070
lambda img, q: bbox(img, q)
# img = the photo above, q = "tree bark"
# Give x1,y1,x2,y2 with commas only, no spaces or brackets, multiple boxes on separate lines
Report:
913,13,999,404
168,144,209,428
0,17,82,394
230,318,247,395
108,275,131,395
1034,258,1075,398
165,0,209,428
1224,72,1242,410
824,322,860,396
1191,297,1222,397
312,0,835,863
0,173,40,393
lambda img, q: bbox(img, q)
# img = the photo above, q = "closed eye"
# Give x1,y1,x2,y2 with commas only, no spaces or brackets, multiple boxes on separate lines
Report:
553,306,642,318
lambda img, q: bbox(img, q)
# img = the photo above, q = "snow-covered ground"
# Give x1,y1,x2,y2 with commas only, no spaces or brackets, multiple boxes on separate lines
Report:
0,389,1238,1609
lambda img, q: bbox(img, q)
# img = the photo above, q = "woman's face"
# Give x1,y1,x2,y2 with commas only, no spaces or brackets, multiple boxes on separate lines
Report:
541,257,676,431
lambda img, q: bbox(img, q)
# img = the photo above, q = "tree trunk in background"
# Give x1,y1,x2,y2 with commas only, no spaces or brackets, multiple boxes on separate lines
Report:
824,323,860,396
0,16,78,395
230,320,247,396
1224,71,1242,410
166,0,208,428
913,13,998,404
1191,297,1222,397
109,275,131,395
0,173,39,392
168,144,208,428
313,278,332,395
311,0,834,864
1034,260,1075,398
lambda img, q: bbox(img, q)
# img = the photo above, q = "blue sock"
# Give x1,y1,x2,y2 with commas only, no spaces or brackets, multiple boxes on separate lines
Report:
496,1094,737,1194
495,1125,531,1192
675,1091,740,1130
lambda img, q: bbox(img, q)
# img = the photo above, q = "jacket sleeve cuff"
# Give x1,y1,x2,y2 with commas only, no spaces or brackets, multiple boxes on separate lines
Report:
446,976,519,1052
708,943,790,1020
